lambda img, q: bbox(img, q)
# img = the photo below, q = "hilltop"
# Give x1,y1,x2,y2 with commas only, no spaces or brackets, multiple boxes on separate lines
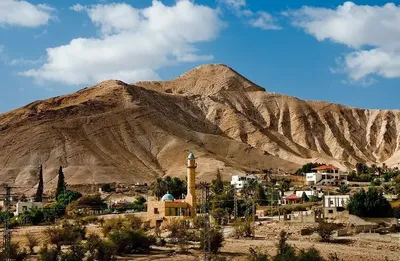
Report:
1,64,399,190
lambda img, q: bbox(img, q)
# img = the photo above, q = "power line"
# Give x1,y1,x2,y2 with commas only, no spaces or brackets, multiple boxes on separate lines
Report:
200,182,211,261
3,184,13,261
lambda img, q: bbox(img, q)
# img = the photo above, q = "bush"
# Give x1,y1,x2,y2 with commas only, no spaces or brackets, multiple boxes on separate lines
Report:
200,227,224,254
211,208,228,225
80,215,99,225
86,234,116,261
273,231,297,261
247,247,270,261
38,244,59,261
370,179,382,187
102,184,112,192
44,221,86,250
102,216,142,236
233,217,254,238
25,233,39,254
59,242,86,261
74,194,107,209
297,247,325,261
0,242,27,261
317,221,336,242
108,228,155,254
391,201,400,218
347,187,394,217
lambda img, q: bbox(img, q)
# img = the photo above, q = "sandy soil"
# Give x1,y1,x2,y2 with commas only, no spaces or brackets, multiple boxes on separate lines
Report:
6,220,400,261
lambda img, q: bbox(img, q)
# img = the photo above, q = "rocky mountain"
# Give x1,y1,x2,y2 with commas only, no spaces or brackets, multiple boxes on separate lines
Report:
1,64,399,190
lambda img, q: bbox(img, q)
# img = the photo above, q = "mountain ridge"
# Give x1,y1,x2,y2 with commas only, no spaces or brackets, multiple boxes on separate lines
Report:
1,64,399,191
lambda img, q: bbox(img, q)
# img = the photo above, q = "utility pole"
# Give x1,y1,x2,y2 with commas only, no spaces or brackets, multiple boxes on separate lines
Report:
233,187,238,220
3,185,12,261
200,182,211,261
252,198,256,239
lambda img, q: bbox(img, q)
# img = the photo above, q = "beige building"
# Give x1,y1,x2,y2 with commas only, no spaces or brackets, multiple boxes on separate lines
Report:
14,201,43,216
147,153,197,227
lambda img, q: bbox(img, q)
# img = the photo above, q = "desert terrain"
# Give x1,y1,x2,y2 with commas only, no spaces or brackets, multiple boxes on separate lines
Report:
1,64,400,190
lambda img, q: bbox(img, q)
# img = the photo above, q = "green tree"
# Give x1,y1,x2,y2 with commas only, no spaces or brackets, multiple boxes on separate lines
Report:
56,166,66,199
347,187,394,217
301,192,309,203
57,190,82,206
254,184,267,206
101,184,112,193
211,170,224,195
295,163,323,175
35,164,44,202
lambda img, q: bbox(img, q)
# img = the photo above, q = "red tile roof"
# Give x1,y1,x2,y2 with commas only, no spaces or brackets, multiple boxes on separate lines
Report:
284,194,301,200
311,164,339,171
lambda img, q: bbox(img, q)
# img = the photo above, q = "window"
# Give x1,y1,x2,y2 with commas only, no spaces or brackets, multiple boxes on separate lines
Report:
328,210,333,214
22,206,28,212
154,208,159,214
330,200,334,205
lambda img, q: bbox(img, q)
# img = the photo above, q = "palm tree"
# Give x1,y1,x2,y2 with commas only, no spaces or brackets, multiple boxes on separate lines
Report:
151,178,166,200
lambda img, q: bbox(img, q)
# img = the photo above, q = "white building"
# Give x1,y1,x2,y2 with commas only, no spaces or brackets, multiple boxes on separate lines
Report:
306,165,348,186
14,202,43,216
295,190,324,198
231,174,258,189
323,195,350,218
323,195,350,208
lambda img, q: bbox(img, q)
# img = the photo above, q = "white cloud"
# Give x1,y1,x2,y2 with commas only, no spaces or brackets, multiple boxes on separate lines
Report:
70,4,85,12
249,11,281,30
22,0,223,85
0,0,55,27
218,0,280,30
287,1,400,83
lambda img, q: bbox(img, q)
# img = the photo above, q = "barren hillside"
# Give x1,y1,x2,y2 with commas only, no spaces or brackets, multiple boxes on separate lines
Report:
1,64,399,190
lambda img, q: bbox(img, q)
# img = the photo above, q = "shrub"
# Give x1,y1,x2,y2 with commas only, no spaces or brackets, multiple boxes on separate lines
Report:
211,208,228,225
101,184,112,192
247,247,270,261
102,216,142,236
273,231,297,261
232,217,254,238
59,242,86,261
200,227,224,254
108,228,155,254
86,234,116,261
297,247,325,261
0,242,27,261
317,221,336,242
38,244,59,261
44,221,86,250
25,233,39,254
80,215,99,225
391,201,400,218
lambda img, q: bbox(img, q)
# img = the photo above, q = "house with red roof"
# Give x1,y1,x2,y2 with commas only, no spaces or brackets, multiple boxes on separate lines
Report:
305,164,348,186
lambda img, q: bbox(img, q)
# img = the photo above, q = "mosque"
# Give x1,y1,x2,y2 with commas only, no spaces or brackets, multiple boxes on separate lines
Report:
147,153,197,227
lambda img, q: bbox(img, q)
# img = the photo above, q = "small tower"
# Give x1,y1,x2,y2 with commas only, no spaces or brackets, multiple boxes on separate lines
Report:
185,153,197,217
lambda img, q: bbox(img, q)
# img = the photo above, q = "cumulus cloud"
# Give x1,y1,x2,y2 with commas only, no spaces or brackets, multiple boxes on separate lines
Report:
22,0,223,85
249,11,281,30
0,0,55,27
287,1,400,83
218,0,280,30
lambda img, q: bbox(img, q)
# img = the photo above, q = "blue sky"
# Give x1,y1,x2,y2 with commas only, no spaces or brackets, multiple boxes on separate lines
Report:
1,0,400,113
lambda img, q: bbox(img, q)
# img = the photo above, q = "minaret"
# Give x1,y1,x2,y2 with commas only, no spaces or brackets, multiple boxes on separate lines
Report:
185,153,197,217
